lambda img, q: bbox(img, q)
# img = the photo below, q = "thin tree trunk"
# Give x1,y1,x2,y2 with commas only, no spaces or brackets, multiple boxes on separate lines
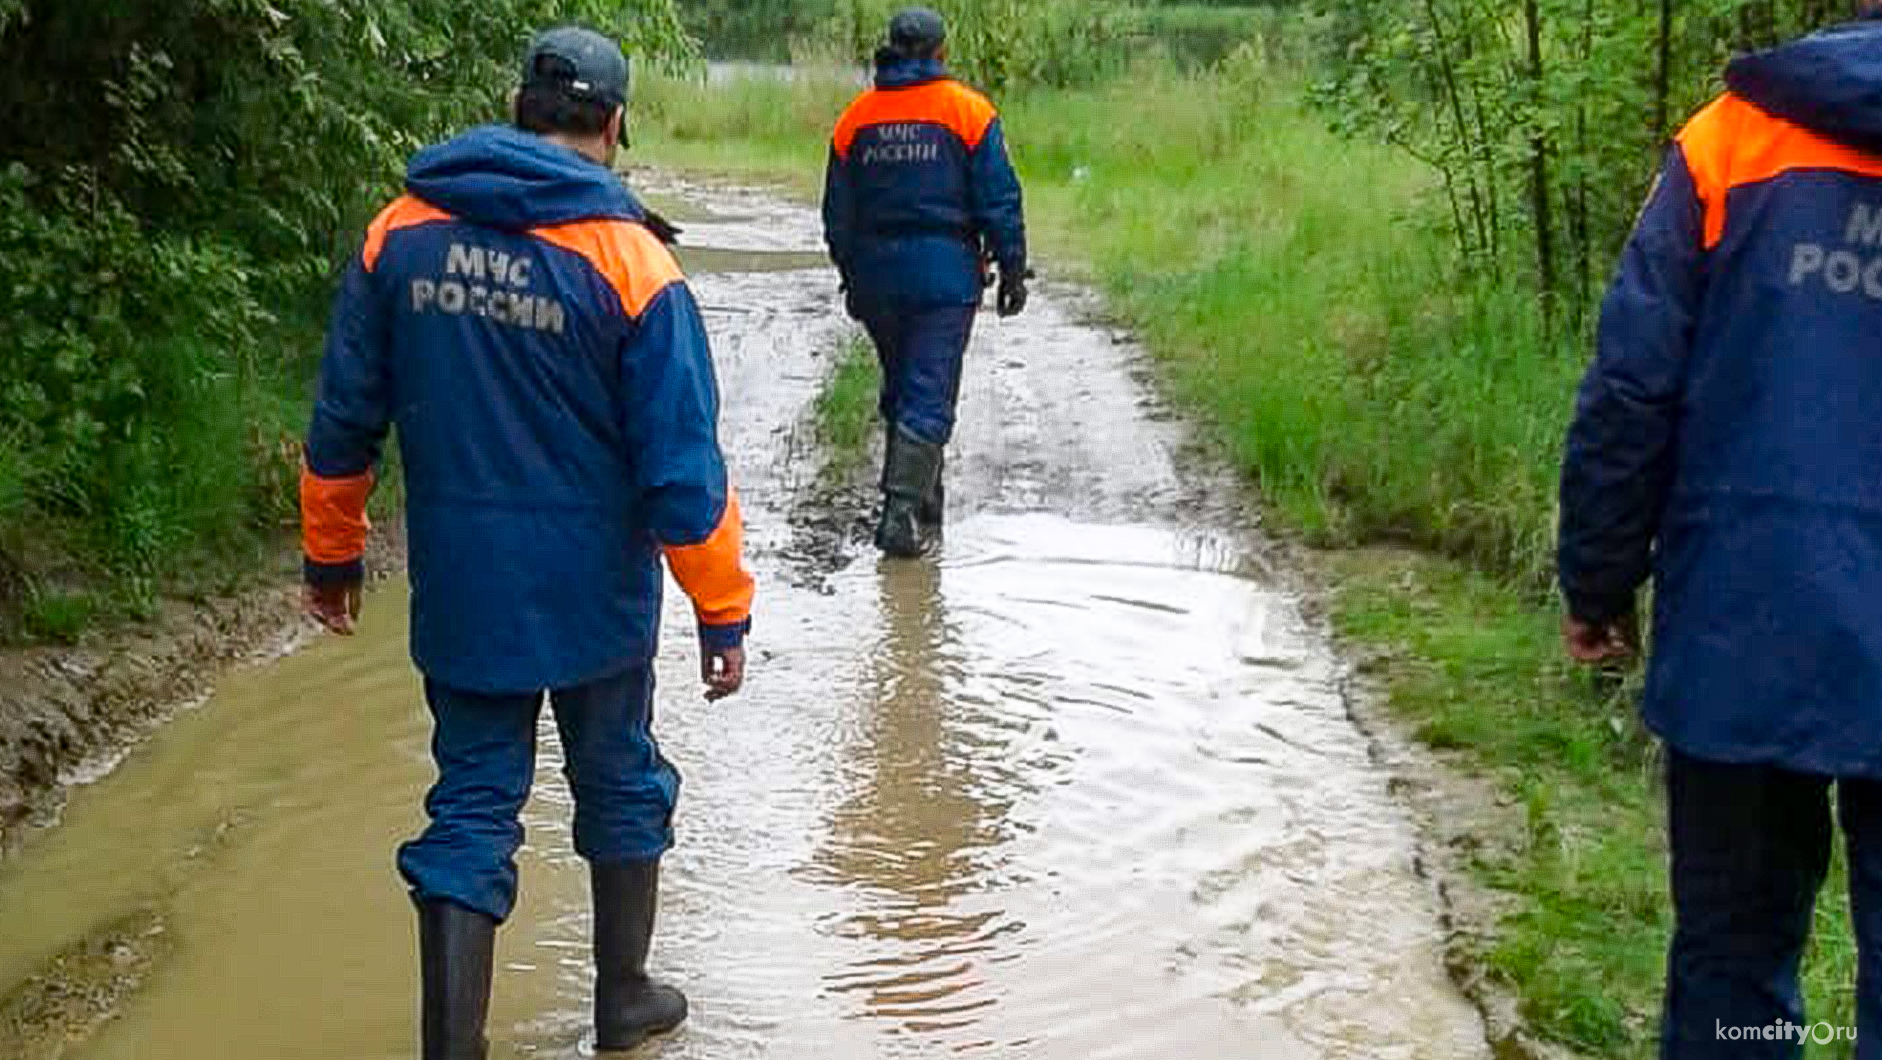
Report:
1523,0,1558,313
1654,0,1672,144
1419,0,1490,264
1571,0,1594,310
1439,170,1472,269
1458,20,1502,263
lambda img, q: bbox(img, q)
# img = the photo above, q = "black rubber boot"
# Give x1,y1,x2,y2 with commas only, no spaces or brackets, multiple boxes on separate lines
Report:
592,861,689,1052
417,900,497,1060
876,426,943,558
917,449,945,531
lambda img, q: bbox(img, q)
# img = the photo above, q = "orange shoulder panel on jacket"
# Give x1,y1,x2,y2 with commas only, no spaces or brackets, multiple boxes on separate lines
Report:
663,489,755,627
833,80,998,158
1678,92,1882,249
531,219,684,318
362,195,454,271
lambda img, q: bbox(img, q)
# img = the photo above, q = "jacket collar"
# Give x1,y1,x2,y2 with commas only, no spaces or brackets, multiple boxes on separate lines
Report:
874,52,951,90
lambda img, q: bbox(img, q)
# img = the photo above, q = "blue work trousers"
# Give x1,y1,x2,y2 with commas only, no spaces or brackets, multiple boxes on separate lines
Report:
1662,748,1882,1058
396,665,678,922
858,302,977,446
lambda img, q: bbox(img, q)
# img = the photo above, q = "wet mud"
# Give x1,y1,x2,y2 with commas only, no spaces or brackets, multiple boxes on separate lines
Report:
0,177,1495,1058
0,527,405,863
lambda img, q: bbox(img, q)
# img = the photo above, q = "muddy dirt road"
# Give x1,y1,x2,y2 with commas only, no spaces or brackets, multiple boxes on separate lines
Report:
0,180,1490,1059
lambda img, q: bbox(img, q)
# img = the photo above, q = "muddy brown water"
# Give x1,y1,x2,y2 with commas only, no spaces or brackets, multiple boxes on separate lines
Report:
0,179,1490,1059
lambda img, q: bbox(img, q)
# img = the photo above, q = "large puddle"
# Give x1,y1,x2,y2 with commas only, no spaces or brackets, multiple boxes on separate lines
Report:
0,178,1487,1059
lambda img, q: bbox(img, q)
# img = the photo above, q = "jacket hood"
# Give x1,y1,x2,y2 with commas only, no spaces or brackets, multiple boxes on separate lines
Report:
874,51,949,90
405,124,644,231
1726,15,1882,155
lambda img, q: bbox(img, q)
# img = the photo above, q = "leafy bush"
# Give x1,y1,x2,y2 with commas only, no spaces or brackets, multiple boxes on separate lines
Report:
683,0,836,59
816,0,1144,93
688,0,1145,84
1311,0,1851,314
0,0,692,639
1141,4,1290,68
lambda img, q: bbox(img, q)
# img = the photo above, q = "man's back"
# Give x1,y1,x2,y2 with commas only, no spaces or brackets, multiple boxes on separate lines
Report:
306,124,743,694
1561,16,1882,775
822,53,1025,308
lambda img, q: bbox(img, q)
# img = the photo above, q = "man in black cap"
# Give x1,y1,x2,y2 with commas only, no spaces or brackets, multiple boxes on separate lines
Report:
301,25,752,1060
823,6,1030,557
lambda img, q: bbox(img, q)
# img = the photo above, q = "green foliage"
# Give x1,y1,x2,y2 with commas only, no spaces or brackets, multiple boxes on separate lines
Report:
685,0,1145,87
987,51,1582,589
0,1,692,275
1141,5,1288,67
683,0,837,59
22,588,97,645
0,0,692,639
683,0,1303,73
821,0,1145,92
0,166,265,512
1311,0,1853,314
636,55,858,173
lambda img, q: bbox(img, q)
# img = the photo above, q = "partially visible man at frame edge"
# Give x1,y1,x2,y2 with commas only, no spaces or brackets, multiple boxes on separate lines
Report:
299,26,753,1060
1558,4,1882,1057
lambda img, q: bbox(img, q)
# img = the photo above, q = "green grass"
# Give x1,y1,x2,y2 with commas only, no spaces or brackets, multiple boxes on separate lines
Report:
637,51,1863,1057
633,59,858,192
1330,551,1668,1049
1001,56,1585,586
1329,550,1858,1057
21,588,98,645
813,332,881,475
0,309,322,645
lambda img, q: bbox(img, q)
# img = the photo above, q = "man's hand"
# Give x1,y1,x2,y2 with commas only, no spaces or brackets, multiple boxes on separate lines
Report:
702,642,746,702
304,582,362,636
997,267,1031,318
1562,611,1639,665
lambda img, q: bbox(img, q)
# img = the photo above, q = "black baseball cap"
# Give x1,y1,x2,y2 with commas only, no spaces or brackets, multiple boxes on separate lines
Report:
888,7,947,57
522,26,629,106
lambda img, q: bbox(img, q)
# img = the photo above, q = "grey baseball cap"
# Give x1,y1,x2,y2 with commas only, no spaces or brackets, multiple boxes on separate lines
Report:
888,7,947,57
522,26,629,106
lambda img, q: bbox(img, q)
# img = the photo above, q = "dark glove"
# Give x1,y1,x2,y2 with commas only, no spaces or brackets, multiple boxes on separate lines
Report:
997,266,1032,318
643,207,682,246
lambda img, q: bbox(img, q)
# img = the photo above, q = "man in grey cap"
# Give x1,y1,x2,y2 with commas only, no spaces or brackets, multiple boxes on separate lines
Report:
301,24,751,1060
823,6,1030,557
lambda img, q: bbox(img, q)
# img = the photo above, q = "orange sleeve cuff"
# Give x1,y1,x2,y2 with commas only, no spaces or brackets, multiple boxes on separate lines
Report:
663,490,755,627
300,465,374,565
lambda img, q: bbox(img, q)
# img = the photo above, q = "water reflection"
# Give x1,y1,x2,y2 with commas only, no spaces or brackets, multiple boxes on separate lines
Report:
810,559,1024,1038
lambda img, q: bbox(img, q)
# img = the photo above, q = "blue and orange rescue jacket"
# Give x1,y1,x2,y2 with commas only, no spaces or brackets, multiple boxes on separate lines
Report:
1560,16,1882,776
822,54,1026,307
302,125,753,695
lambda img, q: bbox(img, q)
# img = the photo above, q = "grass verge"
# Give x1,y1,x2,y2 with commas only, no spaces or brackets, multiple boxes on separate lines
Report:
0,305,328,646
813,332,882,478
637,51,1860,1058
